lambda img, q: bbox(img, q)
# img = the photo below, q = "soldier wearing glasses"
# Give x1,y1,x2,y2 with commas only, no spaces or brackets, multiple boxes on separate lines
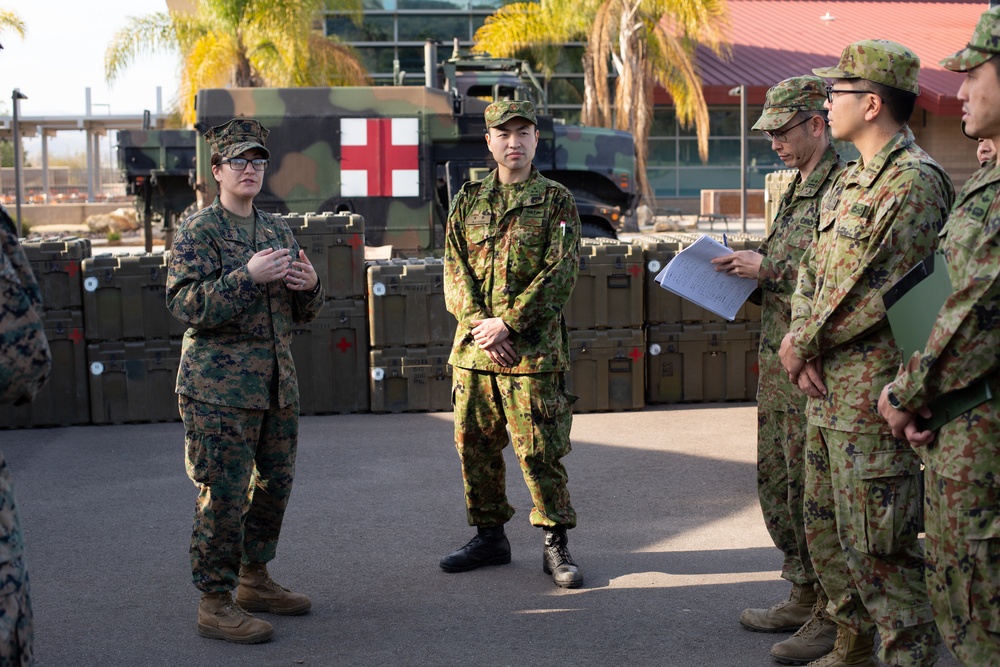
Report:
778,41,954,666
713,76,843,665
167,118,324,644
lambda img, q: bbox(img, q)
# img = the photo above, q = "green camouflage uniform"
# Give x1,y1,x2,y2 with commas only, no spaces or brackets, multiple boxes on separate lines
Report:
789,41,955,666
0,206,37,665
751,77,844,593
0,206,50,406
445,137,581,528
887,12,1000,663
167,119,324,594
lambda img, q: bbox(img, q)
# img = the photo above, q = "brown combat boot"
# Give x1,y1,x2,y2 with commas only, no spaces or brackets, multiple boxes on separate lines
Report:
235,563,312,615
739,583,817,632
198,591,273,644
805,627,876,667
770,597,838,664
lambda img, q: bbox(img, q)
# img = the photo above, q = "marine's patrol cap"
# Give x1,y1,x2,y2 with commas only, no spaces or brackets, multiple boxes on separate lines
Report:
813,39,921,95
484,100,538,128
752,76,828,131
204,118,271,159
940,6,1000,72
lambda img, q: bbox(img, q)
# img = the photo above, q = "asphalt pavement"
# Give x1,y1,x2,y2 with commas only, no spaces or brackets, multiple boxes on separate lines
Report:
3,404,960,667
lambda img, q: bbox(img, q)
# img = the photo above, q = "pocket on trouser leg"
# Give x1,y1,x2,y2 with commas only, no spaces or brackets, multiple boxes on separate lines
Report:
181,398,224,485
854,449,923,556
963,507,1000,633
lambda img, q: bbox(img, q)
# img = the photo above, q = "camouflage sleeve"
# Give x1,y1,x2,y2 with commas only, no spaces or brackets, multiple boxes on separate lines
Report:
759,242,800,296
272,215,324,324
444,187,491,326
791,166,950,359
893,195,1000,408
166,214,264,329
503,189,581,334
790,237,818,332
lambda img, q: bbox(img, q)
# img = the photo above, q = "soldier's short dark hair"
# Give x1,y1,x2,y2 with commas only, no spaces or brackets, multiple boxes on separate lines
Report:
857,80,917,125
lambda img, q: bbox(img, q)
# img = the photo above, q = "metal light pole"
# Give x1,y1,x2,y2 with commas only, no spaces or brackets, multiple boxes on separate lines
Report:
12,88,27,238
727,85,748,234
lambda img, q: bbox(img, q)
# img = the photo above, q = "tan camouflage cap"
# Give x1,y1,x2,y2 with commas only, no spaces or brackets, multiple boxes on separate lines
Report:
752,76,828,131
204,118,270,159
813,39,921,95
940,6,1000,72
484,100,538,128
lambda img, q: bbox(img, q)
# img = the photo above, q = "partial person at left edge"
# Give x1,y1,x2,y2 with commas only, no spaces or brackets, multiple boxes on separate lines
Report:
0,197,51,665
166,118,325,645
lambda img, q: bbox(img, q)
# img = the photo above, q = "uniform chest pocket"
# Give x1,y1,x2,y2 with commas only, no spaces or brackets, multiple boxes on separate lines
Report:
835,205,874,242
513,214,546,245
947,191,992,254
219,235,255,274
464,213,492,246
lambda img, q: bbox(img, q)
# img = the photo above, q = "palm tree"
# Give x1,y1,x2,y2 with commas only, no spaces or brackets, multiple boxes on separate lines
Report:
0,8,26,47
104,0,369,126
473,0,730,204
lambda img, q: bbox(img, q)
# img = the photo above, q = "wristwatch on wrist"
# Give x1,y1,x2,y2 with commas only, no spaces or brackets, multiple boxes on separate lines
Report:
308,280,322,296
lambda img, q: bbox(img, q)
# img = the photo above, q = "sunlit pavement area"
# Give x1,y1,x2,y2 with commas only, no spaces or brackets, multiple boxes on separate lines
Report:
5,404,959,666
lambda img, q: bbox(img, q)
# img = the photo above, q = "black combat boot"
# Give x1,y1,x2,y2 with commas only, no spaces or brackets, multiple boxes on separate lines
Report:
542,526,583,588
439,526,511,572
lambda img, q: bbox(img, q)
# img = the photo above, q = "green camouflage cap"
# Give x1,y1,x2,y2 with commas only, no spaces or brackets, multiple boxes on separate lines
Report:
813,39,921,95
204,118,270,159
484,100,537,128
752,76,828,131
940,6,1000,72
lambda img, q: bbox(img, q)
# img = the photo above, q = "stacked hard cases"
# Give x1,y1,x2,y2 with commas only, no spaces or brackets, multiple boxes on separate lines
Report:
366,257,457,412
2,220,769,429
0,237,92,427
564,238,646,413
285,212,370,415
81,252,184,424
636,232,762,406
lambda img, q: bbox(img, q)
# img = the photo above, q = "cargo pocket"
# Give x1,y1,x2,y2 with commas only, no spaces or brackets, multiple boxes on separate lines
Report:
963,507,1000,633
182,399,224,485
853,449,923,556
535,386,572,460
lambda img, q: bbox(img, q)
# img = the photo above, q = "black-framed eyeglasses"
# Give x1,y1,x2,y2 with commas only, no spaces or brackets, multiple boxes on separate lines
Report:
223,157,269,171
762,117,812,143
825,85,874,103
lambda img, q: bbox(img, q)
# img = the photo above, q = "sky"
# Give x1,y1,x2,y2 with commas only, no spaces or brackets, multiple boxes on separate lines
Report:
0,0,180,159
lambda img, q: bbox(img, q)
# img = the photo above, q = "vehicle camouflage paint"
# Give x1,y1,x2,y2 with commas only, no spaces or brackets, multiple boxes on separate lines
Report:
192,50,637,255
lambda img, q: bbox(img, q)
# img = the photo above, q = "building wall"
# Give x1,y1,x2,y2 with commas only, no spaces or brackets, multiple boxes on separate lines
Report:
911,109,980,191
324,6,972,206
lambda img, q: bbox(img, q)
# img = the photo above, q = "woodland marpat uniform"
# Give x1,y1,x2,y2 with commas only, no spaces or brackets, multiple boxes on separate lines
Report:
0,205,38,665
167,196,324,591
789,124,954,665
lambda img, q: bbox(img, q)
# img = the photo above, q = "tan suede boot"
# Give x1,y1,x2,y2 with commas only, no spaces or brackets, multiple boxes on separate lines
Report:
236,563,312,615
198,591,274,644
770,597,838,664
805,627,876,667
739,583,817,632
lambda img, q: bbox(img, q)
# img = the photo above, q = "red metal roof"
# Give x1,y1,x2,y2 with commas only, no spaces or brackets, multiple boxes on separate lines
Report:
669,0,987,115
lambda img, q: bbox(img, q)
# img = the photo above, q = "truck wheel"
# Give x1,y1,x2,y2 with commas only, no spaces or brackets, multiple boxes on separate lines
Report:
580,221,617,239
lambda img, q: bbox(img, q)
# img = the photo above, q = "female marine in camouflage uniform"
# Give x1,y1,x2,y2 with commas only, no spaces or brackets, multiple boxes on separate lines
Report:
166,119,324,644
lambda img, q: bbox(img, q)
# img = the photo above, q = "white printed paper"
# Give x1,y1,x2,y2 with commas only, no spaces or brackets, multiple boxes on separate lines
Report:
653,235,757,321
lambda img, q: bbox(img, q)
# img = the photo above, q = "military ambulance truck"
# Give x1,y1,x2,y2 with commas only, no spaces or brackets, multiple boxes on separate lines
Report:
120,45,638,255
